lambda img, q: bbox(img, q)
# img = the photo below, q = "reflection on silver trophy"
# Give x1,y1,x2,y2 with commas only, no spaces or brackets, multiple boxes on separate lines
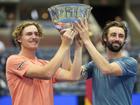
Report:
48,3,92,30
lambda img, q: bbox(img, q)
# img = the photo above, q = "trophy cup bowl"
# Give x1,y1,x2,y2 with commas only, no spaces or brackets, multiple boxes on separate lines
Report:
48,3,92,30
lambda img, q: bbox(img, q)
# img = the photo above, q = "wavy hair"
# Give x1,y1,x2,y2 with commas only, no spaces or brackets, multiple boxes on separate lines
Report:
102,21,128,47
12,21,43,46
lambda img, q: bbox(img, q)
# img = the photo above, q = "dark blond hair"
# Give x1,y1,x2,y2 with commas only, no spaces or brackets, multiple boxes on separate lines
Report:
12,21,43,46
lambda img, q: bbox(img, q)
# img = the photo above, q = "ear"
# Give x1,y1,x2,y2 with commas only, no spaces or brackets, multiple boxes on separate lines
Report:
124,39,127,44
17,39,21,43
103,37,107,42
124,41,126,44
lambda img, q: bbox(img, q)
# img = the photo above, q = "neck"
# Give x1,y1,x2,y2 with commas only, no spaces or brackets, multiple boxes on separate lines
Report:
106,49,124,60
19,48,36,59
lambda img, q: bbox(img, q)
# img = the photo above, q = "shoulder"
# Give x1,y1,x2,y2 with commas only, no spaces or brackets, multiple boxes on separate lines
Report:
7,55,20,61
6,55,26,65
120,57,137,65
112,57,138,71
115,57,138,74
114,57,137,63
122,57,138,75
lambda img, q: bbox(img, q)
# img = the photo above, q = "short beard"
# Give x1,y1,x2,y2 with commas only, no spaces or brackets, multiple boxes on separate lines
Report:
106,41,125,52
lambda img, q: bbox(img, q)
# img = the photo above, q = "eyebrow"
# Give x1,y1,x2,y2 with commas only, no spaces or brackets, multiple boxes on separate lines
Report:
110,32,124,35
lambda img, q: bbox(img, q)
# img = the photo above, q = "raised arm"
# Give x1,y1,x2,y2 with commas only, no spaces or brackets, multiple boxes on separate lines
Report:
24,29,75,79
74,19,122,76
61,48,72,70
56,35,83,81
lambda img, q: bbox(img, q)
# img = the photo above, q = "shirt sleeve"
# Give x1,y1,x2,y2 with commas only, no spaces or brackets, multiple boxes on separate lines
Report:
6,55,29,78
83,61,96,79
115,57,138,76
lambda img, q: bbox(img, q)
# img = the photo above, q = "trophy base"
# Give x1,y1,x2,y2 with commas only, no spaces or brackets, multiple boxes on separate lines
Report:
54,22,73,30
54,18,79,30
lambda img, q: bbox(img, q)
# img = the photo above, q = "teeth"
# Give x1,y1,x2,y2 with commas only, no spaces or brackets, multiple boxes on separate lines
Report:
31,41,37,44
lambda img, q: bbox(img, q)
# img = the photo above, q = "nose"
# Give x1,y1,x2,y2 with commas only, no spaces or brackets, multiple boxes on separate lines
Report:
32,32,37,38
115,35,120,40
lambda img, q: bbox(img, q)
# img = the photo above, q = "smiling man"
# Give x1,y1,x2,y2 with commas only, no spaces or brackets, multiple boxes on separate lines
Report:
73,20,138,105
6,21,82,105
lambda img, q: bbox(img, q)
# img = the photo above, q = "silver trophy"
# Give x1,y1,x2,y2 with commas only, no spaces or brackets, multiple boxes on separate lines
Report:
48,3,92,30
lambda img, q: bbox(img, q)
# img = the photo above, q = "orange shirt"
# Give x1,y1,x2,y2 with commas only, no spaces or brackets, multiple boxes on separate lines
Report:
6,55,59,105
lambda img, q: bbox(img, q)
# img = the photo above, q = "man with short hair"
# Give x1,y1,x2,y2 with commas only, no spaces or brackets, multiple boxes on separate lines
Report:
74,20,138,105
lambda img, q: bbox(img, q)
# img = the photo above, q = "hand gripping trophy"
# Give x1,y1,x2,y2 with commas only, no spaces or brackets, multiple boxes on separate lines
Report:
48,3,92,30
